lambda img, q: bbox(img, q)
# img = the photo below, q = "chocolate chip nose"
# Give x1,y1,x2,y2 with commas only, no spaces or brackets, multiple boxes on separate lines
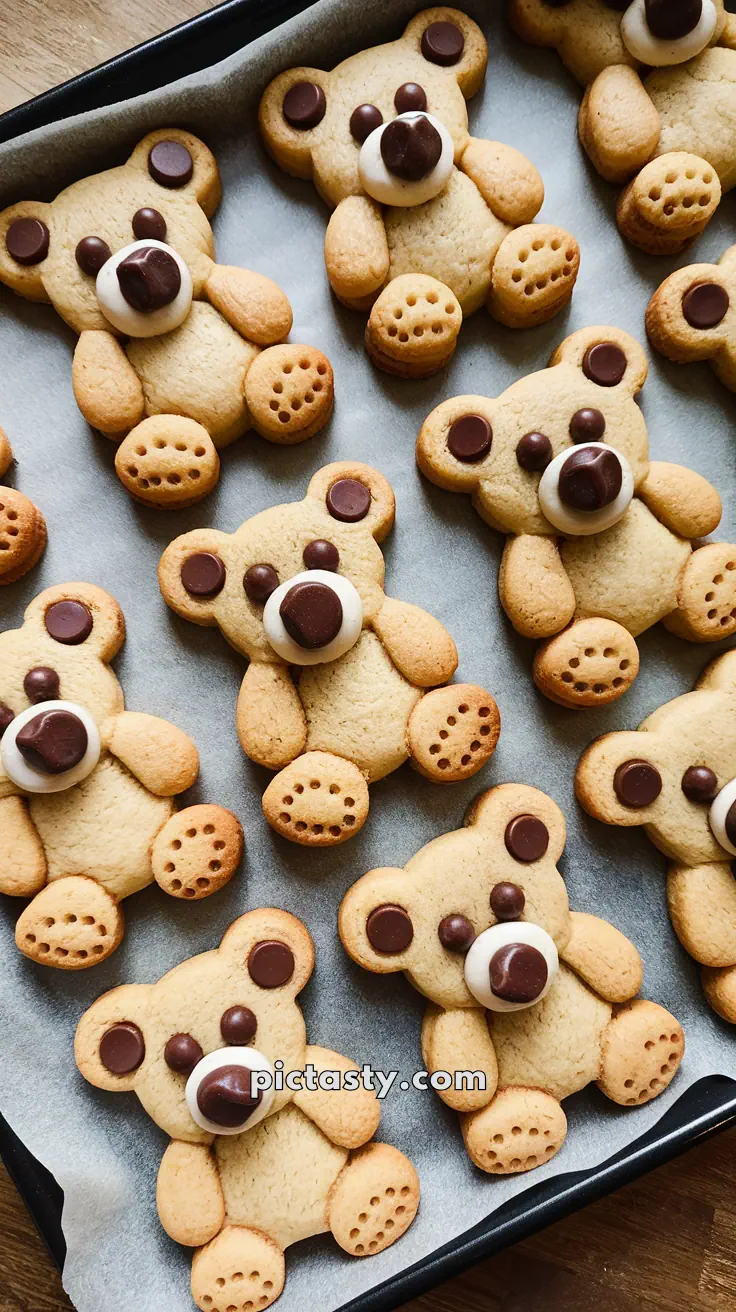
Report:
645,0,702,40
16,708,88,775
380,115,442,182
116,245,181,312
196,1065,262,1128
279,580,343,650
558,447,622,513
489,943,548,1004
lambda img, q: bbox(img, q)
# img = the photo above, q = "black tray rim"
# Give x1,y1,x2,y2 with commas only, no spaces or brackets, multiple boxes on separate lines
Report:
1,1,736,1309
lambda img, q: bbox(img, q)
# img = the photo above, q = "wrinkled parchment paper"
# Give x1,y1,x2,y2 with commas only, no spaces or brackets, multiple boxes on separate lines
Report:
0,2,734,1309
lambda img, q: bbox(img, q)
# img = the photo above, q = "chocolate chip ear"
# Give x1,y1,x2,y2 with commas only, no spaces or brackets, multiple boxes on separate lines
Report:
44,599,93,645
99,1022,145,1075
248,940,295,988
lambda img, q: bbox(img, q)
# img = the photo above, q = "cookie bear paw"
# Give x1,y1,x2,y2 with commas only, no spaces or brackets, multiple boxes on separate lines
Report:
152,805,243,898
244,344,334,444
191,1226,285,1312
533,618,640,708
702,964,736,1023
598,1000,684,1105
662,542,736,642
115,415,220,508
488,225,579,329
617,153,721,256
262,751,369,845
461,1086,567,1174
15,875,123,969
328,1143,420,1256
365,275,462,378
408,684,500,781
0,486,47,584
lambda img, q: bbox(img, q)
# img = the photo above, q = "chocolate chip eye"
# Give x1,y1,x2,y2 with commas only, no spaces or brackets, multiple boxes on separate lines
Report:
516,432,552,472
569,408,605,443
76,236,112,276
164,1033,203,1074
133,207,167,241
350,104,383,143
395,82,427,114
438,914,475,952
23,667,60,703
244,563,280,605
0,704,15,737
220,1005,257,1044
681,766,718,803
247,940,295,988
490,882,526,921
303,539,339,571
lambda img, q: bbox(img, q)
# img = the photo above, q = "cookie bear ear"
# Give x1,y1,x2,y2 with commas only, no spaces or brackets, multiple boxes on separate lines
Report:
339,868,418,974
306,461,396,543
74,984,152,1093
126,129,222,218
23,583,125,661
465,783,567,865
575,731,665,826
220,909,315,996
258,68,330,181
549,327,648,398
402,8,488,99
416,396,495,493
158,529,233,625
697,649,736,692
0,201,52,303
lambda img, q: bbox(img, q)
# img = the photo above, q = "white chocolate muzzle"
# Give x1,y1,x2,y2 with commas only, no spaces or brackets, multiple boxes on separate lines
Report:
359,111,454,207
263,569,363,665
185,1047,276,1136
1,699,101,794
621,0,717,65
464,922,559,1012
95,239,193,337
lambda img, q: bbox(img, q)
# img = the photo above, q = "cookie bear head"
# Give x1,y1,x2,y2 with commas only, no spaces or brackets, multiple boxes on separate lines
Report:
510,0,728,85
0,130,220,337
0,583,125,797
159,462,395,664
417,327,649,538
75,909,314,1143
576,649,736,866
339,783,572,1010
259,8,487,208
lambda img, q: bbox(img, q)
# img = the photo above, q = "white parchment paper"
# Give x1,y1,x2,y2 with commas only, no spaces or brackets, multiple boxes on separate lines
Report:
0,2,735,1309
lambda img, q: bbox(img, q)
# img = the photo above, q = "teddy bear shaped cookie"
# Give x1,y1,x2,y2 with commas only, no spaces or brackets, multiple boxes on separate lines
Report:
158,460,500,846
0,130,334,509
75,908,420,1311
646,243,736,392
509,0,736,255
0,426,47,585
417,325,736,709
0,582,243,969
576,649,736,1023
340,783,685,1174
259,8,581,377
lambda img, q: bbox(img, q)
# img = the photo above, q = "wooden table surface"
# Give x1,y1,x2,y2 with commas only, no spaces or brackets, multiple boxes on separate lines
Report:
1,2,735,1310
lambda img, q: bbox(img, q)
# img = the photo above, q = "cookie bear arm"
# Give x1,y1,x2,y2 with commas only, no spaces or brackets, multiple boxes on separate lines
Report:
157,1142,225,1247
421,1004,497,1112
720,12,736,47
72,331,145,439
499,536,576,639
638,463,722,540
324,198,390,309
561,912,643,1004
236,663,307,769
204,265,293,346
0,796,47,897
105,712,199,796
578,67,660,185
372,597,458,688
459,139,543,226
292,1046,380,1149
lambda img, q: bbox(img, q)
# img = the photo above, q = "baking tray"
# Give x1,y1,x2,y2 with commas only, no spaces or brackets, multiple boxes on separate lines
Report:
1,1,736,1308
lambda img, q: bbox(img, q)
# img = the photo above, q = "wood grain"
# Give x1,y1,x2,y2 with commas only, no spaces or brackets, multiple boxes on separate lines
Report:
0,2,735,1310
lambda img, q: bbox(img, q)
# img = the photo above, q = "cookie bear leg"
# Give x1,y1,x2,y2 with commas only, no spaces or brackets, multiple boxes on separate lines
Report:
152,805,243,899
327,1143,419,1256
487,225,580,329
702,964,736,1023
243,344,334,444
115,415,220,508
15,875,124,969
461,1086,567,1174
262,751,370,846
0,795,47,897
190,1226,285,1312
616,153,721,256
597,1000,685,1106
365,274,462,379
533,617,640,708
407,685,500,781
662,543,736,642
